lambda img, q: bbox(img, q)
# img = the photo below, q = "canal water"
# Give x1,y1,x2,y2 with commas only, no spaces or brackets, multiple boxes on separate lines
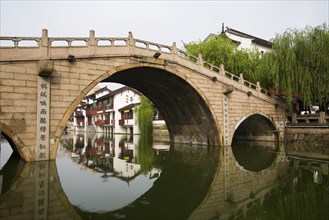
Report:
0,133,328,220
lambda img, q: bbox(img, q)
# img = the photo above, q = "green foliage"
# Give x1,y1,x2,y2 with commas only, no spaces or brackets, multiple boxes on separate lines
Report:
256,24,329,106
185,24,329,107
237,179,329,220
184,35,262,83
136,96,155,173
137,130,154,173
136,96,154,135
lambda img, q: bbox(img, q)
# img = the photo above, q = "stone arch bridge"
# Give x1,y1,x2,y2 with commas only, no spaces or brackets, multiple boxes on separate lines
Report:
0,29,286,161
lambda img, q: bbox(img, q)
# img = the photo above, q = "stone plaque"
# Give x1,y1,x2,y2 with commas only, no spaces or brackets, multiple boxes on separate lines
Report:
223,96,229,145
36,76,50,161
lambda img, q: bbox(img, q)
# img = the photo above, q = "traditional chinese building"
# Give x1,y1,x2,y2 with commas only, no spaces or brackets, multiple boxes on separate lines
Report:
204,23,273,54
72,86,142,134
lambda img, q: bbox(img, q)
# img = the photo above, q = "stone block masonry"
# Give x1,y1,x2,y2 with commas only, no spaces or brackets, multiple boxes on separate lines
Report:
0,30,286,161
285,127,329,144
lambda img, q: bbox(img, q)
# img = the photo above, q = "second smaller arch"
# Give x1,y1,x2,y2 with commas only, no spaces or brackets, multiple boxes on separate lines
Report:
232,112,279,143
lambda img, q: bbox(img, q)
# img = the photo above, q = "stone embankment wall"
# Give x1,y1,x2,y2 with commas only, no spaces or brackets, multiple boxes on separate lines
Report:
153,121,169,142
153,123,329,145
285,127,329,144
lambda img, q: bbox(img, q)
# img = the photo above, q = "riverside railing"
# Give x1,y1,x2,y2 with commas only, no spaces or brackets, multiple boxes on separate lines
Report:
286,112,329,127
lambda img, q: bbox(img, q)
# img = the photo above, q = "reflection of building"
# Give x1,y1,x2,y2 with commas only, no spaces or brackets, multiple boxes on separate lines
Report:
59,133,170,184
72,86,142,134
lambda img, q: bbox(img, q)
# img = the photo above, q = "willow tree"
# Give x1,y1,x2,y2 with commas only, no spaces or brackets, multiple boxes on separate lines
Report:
185,25,329,108
184,35,262,83
256,24,329,107
136,95,155,173
136,95,155,135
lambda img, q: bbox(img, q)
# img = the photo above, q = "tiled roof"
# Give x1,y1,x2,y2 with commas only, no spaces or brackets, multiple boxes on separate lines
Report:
118,103,140,112
203,26,272,48
226,27,273,48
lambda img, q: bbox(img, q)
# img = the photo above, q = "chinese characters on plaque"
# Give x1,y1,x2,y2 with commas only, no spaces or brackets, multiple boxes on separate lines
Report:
223,96,229,145
36,77,50,161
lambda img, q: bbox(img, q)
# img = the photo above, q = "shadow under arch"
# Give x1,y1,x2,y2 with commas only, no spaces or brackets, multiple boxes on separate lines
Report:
232,112,279,142
53,63,221,158
104,64,220,147
0,123,28,159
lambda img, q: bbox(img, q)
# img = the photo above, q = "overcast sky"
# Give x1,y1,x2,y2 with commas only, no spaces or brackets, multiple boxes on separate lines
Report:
1,0,328,49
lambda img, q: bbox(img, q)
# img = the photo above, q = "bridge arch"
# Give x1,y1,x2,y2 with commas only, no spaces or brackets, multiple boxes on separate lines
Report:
0,122,31,160
232,112,279,142
52,63,221,158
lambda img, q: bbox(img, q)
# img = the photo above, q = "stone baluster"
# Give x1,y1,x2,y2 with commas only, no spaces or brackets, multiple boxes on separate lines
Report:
256,81,261,91
128,31,134,53
220,64,225,75
319,112,325,123
14,39,19,48
89,30,96,55
239,73,244,84
171,42,177,62
40,29,49,58
197,53,204,66
292,113,297,123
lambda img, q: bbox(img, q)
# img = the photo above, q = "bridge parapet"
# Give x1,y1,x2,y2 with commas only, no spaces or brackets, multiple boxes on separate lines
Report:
0,29,275,101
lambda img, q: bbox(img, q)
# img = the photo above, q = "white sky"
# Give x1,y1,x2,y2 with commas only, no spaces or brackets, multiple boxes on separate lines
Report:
1,0,328,49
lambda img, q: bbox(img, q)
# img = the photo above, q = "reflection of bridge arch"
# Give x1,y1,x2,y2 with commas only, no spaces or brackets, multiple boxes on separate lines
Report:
189,144,289,220
0,161,81,220
231,141,279,172
67,145,221,220
0,141,291,220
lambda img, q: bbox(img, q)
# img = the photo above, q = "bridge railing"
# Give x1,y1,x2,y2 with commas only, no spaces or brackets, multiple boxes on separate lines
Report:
0,29,274,99
286,112,329,126
174,46,273,98
0,37,40,47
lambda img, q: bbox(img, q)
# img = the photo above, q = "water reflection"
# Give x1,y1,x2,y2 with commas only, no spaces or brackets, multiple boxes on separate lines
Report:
190,143,288,220
0,135,328,220
231,140,279,171
57,133,169,213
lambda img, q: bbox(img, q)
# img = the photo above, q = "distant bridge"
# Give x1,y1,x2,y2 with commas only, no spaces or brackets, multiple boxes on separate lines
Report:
0,29,286,161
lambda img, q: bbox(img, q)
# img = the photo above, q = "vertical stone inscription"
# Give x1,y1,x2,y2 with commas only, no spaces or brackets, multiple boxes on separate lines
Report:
34,162,49,220
36,77,50,161
223,96,229,145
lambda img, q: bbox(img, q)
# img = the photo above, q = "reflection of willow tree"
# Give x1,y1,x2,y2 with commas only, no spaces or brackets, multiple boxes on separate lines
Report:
136,96,155,173
239,175,329,220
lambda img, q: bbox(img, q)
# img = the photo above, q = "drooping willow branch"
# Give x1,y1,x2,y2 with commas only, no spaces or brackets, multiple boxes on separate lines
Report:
185,24,329,108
